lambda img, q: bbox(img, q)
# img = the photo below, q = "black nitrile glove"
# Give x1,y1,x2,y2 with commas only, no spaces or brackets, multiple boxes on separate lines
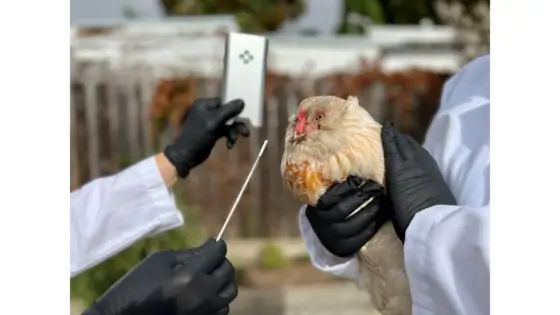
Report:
305,176,389,258
382,122,457,242
164,97,250,178
82,239,238,315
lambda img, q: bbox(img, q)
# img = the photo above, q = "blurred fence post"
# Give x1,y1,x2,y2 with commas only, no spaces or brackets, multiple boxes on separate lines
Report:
101,62,120,173
70,62,80,189
84,64,101,180
70,57,449,238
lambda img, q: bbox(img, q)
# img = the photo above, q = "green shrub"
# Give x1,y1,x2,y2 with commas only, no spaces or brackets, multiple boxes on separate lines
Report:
70,200,207,306
295,253,311,263
257,241,290,270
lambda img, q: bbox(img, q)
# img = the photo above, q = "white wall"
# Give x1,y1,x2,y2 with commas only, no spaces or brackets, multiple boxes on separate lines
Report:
267,38,381,77
381,51,461,73
71,23,461,77
71,0,165,25
365,24,457,46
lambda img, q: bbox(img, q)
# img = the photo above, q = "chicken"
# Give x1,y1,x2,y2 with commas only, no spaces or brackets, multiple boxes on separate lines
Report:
281,95,412,315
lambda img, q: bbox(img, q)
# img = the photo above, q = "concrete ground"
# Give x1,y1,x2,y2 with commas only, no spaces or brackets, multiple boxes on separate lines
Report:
226,238,309,267
71,282,373,315
71,239,375,314
231,282,373,315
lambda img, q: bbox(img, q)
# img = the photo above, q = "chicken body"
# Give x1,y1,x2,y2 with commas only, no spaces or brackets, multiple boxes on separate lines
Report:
281,96,411,315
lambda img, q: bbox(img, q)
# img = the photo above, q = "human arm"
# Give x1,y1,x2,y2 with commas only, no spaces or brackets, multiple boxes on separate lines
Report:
298,177,388,280
398,56,490,315
383,101,490,314
70,98,249,278
405,204,489,315
298,205,361,280
70,155,184,278
155,152,179,188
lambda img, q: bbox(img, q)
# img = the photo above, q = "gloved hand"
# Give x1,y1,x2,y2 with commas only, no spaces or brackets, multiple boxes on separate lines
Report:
305,176,389,258
382,122,457,242
82,239,238,315
164,97,250,178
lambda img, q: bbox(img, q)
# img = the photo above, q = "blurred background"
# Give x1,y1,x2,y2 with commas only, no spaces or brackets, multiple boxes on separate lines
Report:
70,0,489,314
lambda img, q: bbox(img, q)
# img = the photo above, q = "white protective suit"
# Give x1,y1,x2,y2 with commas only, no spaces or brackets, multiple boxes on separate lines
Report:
70,157,184,278
299,55,490,315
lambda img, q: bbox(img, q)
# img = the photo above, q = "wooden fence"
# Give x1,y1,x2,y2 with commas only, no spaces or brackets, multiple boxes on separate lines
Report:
70,60,450,238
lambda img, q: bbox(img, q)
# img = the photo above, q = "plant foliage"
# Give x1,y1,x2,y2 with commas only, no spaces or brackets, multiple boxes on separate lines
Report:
70,197,207,306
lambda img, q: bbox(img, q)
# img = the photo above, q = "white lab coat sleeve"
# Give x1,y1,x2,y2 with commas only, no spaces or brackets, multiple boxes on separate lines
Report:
298,205,361,280
70,156,184,278
404,204,490,315
405,54,490,315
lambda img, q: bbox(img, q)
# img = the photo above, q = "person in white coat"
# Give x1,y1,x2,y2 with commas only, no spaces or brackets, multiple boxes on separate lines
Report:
298,55,490,315
72,97,249,315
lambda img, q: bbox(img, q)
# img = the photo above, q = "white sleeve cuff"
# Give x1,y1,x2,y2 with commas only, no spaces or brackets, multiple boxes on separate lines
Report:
138,157,184,234
298,205,360,280
70,156,184,277
404,204,490,313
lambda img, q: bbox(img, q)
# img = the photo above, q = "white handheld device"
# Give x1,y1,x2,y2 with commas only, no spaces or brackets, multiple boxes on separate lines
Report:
221,32,269,127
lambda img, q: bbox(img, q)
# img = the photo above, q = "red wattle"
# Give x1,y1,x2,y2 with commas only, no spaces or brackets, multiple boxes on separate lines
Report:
295,111,306,134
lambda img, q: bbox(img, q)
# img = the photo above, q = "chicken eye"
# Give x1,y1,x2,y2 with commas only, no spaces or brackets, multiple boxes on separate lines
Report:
316,114,324,120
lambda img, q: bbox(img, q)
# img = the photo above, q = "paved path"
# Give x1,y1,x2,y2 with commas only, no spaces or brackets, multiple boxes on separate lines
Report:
71,240,376,314
72,282,374,315
231,282,373,315
226,238,308,267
